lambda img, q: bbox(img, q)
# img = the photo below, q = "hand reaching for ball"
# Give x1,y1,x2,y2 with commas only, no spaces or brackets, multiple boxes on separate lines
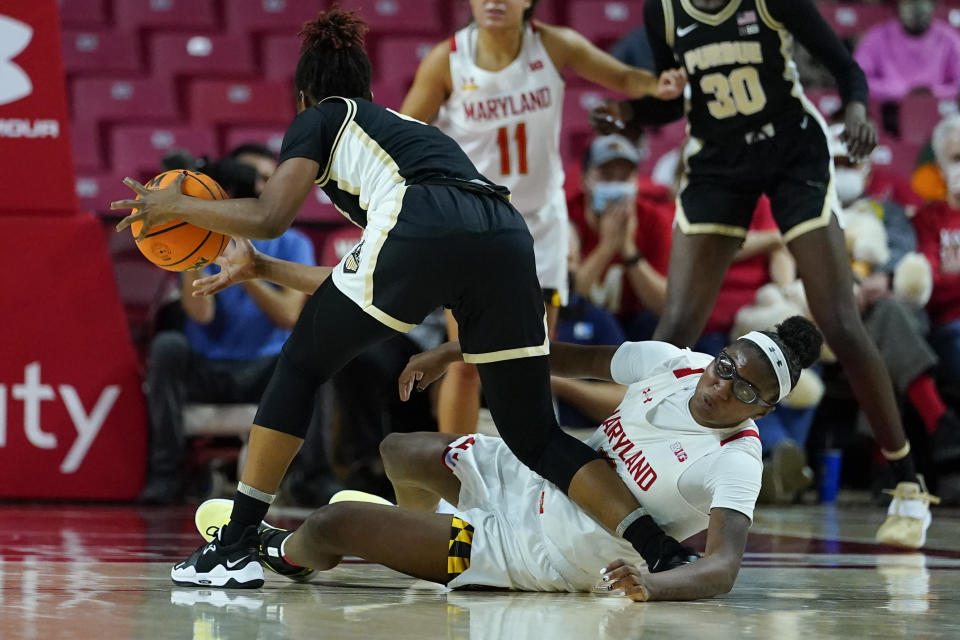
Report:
111,172,188,241
191,238,260,296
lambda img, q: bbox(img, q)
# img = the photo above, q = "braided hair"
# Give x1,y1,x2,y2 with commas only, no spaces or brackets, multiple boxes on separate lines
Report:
295,6,372,104
741,316,823,388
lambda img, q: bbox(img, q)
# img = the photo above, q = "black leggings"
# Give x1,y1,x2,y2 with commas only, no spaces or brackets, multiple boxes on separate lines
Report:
255,279,599,493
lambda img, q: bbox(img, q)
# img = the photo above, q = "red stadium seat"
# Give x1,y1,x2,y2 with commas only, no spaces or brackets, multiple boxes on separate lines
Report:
71,77,178,124
900,93,955,145
71,122,104,172
224,0,327,35
567,1,643,48
223,126,288,157
62,30,141,75
319,225,364,264
114,0,217,31
450,0,562,29
149,34,255,79
262,34,302,83
370,80,407,111
817,2,895,40
803,90,844,121
336,0,444,36
638,119,687,178
58,0,107,29
110,125,217,176
872,136,922,179
373,36,436,94
75,172,131,214
189,80,294,126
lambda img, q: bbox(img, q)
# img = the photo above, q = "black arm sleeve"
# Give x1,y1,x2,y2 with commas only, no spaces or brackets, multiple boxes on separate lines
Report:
278,100,349,177
622,0,685,129
768,0,869,105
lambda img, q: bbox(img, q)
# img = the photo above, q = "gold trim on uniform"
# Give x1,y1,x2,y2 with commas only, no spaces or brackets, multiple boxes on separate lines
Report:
447,516,474,581
461,315,551,364
662,0,676,48
754,0,784,31
679,0,742,26
317,97,357,188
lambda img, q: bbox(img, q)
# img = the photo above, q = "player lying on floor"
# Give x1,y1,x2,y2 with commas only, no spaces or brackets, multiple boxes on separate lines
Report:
190,244,821,600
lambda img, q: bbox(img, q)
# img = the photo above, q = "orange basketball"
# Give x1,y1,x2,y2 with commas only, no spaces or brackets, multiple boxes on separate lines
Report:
131,170,230,272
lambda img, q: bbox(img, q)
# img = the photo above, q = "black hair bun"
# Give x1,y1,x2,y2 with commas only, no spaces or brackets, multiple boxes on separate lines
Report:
299,6,368,54
776,316,823,369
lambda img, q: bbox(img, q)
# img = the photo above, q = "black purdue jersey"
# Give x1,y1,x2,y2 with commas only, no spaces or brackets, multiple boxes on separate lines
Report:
279,97,508,229
641,0,868,141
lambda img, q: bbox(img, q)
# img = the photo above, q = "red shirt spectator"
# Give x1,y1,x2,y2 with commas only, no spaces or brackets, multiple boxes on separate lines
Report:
913,200,960,326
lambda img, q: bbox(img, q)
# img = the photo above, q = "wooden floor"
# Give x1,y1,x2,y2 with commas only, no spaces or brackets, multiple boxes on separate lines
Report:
1,500,958,640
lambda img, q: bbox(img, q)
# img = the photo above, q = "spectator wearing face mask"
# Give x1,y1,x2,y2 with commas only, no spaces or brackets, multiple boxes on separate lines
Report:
855,0,960,104
915,115,960,389
831,124,960,470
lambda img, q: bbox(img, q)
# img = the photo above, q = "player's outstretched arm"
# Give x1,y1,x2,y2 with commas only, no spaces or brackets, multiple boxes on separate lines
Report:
602,507,750,602
112,157,319,240
192,238,333,297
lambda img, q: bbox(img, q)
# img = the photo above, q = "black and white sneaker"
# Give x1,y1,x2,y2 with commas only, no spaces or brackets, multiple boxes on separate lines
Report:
171,525,264,588
259,526,315,583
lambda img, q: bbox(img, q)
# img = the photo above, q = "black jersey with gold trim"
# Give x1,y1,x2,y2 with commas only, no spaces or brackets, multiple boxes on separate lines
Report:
641,0,868,141
279,97,508,229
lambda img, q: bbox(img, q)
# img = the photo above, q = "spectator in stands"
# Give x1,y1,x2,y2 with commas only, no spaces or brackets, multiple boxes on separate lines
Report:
567,135,794,348
915,115,960,394
138,146,323,503
855,0,960,103
830,122,960,471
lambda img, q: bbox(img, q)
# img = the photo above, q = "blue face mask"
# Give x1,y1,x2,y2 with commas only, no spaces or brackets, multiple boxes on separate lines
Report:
591,181,637,213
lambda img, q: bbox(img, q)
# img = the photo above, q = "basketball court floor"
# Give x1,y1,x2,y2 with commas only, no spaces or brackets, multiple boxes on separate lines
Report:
1,499,957,640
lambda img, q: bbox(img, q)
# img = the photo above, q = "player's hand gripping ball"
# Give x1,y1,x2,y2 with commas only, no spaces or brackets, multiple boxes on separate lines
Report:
115,170,230,272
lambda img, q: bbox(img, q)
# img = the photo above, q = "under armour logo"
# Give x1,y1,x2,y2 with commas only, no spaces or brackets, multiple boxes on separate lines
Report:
0,15,33,106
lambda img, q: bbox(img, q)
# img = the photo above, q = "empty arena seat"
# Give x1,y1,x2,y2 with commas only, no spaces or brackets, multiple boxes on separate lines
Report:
373,36,436,94
149,34,255,79
57,0,108,29
110,125,218,176
336,0,444,36
223,126,287,156
638,119,687,178
114,0,218,31
62,30,142,75
261,34,302,82
224,0,327,35
319,225,364,265
71,77,178,124
189,80,294,125
900,93,956,145
450,0,562,28
872,136,922,179
804,90,844,120
71,122,104,172
75,172,130,213
817,2,895,40
370,80,407,111
567,0,643,47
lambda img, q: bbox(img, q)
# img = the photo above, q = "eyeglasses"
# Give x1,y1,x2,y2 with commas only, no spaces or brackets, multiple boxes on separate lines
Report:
713,351,776,407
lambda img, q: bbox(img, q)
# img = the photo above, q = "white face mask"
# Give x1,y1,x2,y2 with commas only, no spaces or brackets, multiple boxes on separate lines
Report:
590,181,637,213
835,167,867,205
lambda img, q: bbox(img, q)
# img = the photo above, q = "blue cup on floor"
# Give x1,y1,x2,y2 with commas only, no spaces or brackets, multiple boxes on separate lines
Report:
818,449,843,503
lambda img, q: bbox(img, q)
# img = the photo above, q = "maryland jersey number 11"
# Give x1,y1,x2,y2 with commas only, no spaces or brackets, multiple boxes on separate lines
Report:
496,122,528,175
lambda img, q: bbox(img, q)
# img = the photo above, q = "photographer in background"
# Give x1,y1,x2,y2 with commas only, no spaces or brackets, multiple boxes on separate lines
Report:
139,145,338,504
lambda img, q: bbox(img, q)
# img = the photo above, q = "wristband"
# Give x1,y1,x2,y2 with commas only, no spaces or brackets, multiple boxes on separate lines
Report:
622,253,643,267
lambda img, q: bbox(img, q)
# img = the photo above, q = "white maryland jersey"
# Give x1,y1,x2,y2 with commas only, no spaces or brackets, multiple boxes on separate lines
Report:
435,21,566,215
445,342,763,592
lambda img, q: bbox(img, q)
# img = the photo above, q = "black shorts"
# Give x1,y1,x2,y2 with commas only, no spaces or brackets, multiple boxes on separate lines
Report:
329,184,548,364
678,111,838,242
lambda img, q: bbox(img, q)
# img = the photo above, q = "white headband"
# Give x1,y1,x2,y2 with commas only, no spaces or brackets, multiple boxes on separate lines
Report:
738,331,792,402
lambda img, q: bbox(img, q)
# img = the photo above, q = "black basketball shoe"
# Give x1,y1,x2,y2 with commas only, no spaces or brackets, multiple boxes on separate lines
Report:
258,526,315,583
171,525,264,588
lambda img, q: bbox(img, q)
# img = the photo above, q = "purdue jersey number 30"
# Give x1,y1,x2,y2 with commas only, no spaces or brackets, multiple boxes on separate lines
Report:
662,0,809,139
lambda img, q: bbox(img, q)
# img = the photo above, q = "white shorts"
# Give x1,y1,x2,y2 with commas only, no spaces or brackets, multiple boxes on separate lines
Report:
520,189,569,306
443,434,640,592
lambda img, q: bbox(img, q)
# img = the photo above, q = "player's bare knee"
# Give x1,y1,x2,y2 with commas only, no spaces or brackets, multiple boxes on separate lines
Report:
303,503,353,549
446,360,481,386
380,432,413,477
